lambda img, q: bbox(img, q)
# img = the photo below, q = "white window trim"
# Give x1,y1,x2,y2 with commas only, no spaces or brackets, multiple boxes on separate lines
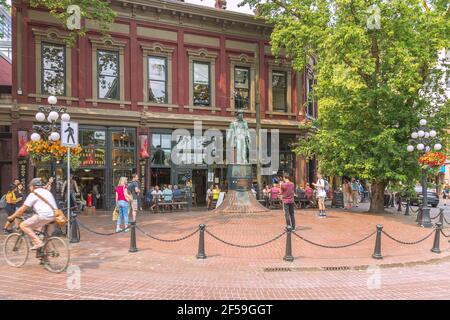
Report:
89,36,126,105
32,28,72,98
187,48,218,112
229,54,256,113
141,43,175,108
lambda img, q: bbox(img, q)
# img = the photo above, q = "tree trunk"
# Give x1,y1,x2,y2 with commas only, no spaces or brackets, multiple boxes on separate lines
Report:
368,181,386,213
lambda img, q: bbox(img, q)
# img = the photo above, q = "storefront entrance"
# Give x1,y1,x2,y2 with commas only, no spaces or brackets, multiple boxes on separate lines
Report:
75,168,105,209
192,169,207,206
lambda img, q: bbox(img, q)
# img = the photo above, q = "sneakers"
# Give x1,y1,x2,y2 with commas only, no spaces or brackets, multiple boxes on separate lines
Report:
3,228,12,235
318,211,327,218
30,242,45,250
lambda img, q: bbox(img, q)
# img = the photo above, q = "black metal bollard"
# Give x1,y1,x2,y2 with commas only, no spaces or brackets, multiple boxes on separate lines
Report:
69,214,80,243
431,222,442,254
404,200,410,216
439,208,444,225
397,196,402,212
128,221,138,253
372,225,383,259
196,224,206,259
283,226,294,262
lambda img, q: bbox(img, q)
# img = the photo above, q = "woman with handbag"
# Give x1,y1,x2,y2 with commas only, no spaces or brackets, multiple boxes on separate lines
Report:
115,177,132,232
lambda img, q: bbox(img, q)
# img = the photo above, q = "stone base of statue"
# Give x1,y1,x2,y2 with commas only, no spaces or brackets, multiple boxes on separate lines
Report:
212,164,269,214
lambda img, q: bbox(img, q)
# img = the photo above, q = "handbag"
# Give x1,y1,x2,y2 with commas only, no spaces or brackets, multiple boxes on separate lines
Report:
32,191,68,228
112,206,119,221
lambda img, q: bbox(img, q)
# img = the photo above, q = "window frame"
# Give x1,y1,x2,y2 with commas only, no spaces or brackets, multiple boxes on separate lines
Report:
41,42,66,96
148,55,168,104
192,60,211,107
233,66,251,110
97,49,120,101
272,70,288,113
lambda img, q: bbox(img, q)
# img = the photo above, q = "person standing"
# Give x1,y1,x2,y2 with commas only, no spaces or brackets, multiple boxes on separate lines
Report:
442,182,449,206
115,177,131,232
62,174,79,210
342,179,353,209
280,174,296,230
15,183,25,210
92,182,100,209
313,173,327,217
351,178,359,207
206,185,213,210
128,174,140,222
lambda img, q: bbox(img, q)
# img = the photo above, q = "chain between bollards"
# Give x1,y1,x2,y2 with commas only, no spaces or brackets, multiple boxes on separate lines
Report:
438,208,444,225
196,224,206,259
283,226,294,262
431,222,442,254
128,221,138,253
372,224,383,259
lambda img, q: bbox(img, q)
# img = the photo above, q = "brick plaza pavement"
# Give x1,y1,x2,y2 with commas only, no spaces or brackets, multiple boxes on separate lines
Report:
0,204,450,299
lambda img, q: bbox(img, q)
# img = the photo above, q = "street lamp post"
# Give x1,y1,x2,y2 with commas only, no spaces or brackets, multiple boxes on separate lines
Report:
31,96,71,198
407,118,442,228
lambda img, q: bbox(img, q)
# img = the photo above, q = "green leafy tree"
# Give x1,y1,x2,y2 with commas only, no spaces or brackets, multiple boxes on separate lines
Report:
243,0,449,212
1,0,116,44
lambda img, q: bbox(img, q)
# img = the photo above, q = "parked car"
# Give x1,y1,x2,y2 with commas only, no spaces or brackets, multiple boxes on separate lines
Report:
409,187,439,207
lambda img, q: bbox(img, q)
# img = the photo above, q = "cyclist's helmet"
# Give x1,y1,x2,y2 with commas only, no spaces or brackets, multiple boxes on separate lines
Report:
29,178,44,187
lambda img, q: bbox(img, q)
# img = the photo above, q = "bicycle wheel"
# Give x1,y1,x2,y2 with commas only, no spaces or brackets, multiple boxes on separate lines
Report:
3,233,29,267
42,237,70,273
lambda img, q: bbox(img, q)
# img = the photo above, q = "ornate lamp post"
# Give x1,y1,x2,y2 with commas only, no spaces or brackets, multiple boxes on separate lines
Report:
407,118,442,228
31,95,71,196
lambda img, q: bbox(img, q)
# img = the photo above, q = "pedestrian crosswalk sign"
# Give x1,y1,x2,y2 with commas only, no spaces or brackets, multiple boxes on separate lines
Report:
61,121,78,147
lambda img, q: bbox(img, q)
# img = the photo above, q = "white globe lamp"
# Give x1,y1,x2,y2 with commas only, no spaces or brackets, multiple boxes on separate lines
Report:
30,133,41,141
419,119,427,126
50,132,60,141
411,132,418,139
424,132,430,138
425,146,431,152
434,144,442,151
35,112,45,122
429,130,436,138
417,143,425,151
47,95,57,105
418,130,425,138
61,113,71,122
407,145,414,152
48,111,59,122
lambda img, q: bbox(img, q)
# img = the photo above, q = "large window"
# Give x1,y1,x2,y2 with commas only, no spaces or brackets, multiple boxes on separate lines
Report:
272,71,287,112
234,67,250,109
79,129,106,167
97,50,119,100
193,62,210,106
41,42,65,96
148,56,167,103
306,76,316,118
151,133,172,167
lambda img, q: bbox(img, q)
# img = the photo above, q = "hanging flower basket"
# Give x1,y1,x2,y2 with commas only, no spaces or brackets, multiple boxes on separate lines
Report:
418,151,446,175
26,140,83,170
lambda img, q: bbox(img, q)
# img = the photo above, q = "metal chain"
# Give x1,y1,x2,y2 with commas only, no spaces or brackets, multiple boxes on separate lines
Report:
440,229,450,238
205,229,286,248
136,225,198,242
409,206,420,214
382,229,435,245
292,231,376,249
77,220,130,236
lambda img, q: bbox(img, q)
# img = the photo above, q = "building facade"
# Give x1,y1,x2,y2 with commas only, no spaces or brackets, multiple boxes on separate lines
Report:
1,0,318,208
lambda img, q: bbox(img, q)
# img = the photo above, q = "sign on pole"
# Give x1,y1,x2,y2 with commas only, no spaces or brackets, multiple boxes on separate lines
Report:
61,121,78,242
61,121,79,147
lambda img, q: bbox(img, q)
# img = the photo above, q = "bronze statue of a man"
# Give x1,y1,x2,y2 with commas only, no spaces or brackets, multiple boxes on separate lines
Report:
227,110,251,164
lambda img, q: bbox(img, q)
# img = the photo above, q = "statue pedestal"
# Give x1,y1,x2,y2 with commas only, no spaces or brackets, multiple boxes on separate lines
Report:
212,164,269,214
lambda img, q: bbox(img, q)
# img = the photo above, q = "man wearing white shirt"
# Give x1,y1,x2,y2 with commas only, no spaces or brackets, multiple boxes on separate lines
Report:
7,178,56,250
312,173,327,218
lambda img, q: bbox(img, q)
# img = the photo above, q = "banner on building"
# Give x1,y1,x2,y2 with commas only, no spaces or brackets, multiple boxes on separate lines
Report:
139,135,150,159
18,131,28,157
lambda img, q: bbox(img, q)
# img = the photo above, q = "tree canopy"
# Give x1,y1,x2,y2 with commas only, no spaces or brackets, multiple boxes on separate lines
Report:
243,0,449,211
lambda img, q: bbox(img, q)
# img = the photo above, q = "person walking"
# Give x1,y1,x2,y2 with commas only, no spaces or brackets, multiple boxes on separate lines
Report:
313,173,327,217
206,185,213,210
280,173,296,230
115,177,131,232
127,174,140,222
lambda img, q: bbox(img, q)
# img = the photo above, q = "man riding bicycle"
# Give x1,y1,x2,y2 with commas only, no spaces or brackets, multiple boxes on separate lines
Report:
7,178,57,250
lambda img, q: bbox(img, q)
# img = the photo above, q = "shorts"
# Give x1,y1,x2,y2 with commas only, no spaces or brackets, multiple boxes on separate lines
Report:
317,197,325,205
22,214,55,230
131,199,138,213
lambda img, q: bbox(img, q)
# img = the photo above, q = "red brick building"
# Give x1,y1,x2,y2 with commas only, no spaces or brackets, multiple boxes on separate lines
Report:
1,0,318,208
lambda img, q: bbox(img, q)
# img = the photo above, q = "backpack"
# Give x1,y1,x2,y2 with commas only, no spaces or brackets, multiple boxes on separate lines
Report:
323,179,330,193
0,194,6,209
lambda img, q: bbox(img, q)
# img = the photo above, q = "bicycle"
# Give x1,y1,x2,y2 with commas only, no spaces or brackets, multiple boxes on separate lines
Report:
3,218,70,273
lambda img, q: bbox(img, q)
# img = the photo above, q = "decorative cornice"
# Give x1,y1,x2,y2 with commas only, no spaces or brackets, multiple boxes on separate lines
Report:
141,42,175,55
32,27,70,42
89,35,127,48
229,53,255,64
187,48,218,59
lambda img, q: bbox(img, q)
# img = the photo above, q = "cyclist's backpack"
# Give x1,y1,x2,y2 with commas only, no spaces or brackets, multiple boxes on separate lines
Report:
324,179,330,193
0,194,6,209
